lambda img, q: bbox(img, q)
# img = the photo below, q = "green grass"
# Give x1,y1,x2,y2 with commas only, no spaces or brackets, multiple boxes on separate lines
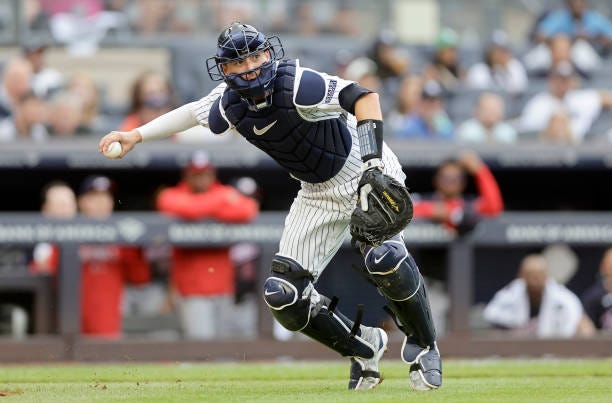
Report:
1,359,611,402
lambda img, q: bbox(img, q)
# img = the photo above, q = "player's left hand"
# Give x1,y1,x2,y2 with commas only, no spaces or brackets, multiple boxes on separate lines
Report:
98,130,142,159
350,164,413,246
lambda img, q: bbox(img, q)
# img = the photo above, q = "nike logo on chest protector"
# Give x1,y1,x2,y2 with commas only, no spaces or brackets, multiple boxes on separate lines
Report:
253,120,277,136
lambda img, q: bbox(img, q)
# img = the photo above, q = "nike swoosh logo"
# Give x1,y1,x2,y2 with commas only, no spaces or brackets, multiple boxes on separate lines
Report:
264,290,281,296
374,250,390,264
253,120,277,136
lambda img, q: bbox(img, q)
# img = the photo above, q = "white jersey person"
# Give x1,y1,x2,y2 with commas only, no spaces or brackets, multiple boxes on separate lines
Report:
99,22,441,391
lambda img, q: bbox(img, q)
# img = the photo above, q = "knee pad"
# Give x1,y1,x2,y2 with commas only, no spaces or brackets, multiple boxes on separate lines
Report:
263,256,314,331
362,235,420,301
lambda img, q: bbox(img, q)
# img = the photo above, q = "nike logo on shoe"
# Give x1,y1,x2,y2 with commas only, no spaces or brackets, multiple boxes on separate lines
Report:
253,120,277,136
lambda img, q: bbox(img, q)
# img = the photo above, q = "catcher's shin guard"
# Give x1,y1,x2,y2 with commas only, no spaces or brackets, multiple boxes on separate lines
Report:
263,256,376,358
361,234,436,348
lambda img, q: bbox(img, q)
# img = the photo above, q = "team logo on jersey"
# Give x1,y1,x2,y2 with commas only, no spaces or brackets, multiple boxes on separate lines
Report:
325,80,337,103
253,120,277,136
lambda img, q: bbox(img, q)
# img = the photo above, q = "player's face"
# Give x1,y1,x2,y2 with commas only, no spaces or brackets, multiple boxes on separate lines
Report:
549,75,575,98
185,170,216,193
78,191,114,219
222,50,271,81
601,249,612,278
43,186,77,219
435,163,465,198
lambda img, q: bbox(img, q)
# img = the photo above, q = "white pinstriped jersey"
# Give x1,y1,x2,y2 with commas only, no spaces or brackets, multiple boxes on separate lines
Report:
188,63,406,279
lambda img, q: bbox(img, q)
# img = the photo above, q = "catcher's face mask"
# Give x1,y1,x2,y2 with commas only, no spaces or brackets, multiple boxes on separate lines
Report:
206,22,285,111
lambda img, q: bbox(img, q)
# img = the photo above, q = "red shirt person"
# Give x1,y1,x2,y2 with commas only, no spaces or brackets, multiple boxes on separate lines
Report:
77,176,150,338
156,151,259,339
30,181,78,275
412,150,503,234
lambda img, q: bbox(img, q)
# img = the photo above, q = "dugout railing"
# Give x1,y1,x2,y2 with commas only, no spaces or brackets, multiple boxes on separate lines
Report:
0,212,611,361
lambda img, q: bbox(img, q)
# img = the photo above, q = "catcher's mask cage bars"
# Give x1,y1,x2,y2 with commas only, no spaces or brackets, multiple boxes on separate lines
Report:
206,35,284,82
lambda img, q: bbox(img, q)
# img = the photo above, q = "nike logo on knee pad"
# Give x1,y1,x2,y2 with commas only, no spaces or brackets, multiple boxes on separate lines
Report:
374,250,390,264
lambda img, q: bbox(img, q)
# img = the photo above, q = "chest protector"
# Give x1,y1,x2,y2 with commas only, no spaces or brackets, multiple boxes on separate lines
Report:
217,60,352,183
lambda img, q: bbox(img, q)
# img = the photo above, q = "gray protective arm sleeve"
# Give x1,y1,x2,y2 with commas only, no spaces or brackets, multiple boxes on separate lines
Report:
137,102,199,141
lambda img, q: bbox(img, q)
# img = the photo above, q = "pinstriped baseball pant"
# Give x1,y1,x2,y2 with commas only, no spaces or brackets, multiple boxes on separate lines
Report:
277,126,406,281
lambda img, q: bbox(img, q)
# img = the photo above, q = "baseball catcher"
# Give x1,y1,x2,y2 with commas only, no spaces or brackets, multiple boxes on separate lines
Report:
99,22,441,392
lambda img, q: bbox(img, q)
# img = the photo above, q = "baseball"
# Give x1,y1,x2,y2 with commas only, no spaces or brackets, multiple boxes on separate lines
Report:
104,142,123,159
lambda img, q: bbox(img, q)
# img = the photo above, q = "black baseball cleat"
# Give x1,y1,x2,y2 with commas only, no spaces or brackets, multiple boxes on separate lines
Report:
401,337,442,391
348,327,388,390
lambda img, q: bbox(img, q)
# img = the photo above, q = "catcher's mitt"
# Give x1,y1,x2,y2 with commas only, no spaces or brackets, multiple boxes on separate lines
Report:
350,169,413,246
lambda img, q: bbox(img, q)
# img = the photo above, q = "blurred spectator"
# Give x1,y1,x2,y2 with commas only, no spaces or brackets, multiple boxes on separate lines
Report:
40,0,103,17
77,175,151,338
465,31,528,95
22,41,64,99
386,75,423,124
423,28,464,96
0,92,48,142
328,4,360,36
581,248,612,332
134,0,193,34
456,93,518,144
228,176,264,339
483,254,595,338
0,57,34,118
119,71,174,132
539,110,575,143
156,151,259,340
413,151,503,235
536,0,611,55
367,30,410,81
525,0,611,75
46,92,87,137
24,0,51,33
66,73,103,133
294,1,319,36
209,0,258,32
519,61,612,142
29,181,77,274
388,80,454,140
343,57,381,96
42,0,128,55
528,34,592,79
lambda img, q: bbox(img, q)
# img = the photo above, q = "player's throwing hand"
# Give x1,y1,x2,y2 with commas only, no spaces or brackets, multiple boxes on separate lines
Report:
98,130,142,159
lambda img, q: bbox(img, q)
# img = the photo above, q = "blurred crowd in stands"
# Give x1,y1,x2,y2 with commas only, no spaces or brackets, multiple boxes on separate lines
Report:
0,0,611,144
1,0,612,341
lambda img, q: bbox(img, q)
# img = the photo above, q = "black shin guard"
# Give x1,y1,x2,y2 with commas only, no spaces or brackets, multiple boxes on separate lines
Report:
385,277,436,348
361,235,437,348
300,296,375,359
263,256,375,359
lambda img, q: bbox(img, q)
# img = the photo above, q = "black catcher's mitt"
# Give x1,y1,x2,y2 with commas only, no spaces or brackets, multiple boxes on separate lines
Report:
350,169,413,246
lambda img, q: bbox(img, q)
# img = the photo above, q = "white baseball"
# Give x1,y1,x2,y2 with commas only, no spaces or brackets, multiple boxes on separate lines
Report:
104,142,123,159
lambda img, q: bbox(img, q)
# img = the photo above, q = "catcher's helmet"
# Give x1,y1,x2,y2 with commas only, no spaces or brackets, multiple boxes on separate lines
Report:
206,22,284,110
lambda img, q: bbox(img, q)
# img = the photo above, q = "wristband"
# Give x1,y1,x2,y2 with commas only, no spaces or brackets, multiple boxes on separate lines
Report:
357,119,383,162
